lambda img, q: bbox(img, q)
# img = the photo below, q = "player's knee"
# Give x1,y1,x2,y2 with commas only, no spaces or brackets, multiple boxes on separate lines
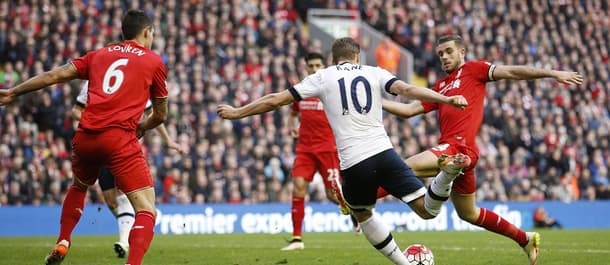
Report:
292,178,308,196
106,200,119,211
351,208,372,223
72,178,89,191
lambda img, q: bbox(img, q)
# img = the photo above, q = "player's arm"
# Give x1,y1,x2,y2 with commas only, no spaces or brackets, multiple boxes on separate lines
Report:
72,104,84,121
0,63,79,105
381,99,425,119
492,65,583,85
218,90,295,119
137,97,167,138
144,107,186,154
288,110,299,138
388,80,467,110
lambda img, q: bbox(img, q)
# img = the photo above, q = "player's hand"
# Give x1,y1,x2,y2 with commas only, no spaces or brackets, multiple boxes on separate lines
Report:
217,104,240,119
553,71,583,86
167,141,186,155
0,89,16,106
447,95,468,110
136,124,146,139
290,128,299,138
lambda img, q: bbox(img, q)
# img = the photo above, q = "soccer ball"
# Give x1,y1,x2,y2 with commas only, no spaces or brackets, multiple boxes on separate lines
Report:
403,244,434,265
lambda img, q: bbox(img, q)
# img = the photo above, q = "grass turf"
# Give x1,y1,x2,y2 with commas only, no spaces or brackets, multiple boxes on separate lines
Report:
1,230,609,264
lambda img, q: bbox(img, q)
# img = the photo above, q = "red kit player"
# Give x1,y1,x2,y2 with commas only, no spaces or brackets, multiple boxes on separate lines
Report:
0,10,167,265
382,34,583,265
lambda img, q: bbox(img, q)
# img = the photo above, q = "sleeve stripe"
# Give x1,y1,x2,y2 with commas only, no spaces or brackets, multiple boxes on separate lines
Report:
488,64,496,81
75,101,86,108
384,77,399,96
288,87,302,101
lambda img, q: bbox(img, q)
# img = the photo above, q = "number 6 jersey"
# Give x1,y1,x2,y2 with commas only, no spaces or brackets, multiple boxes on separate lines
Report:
71,40,167,132
289,62,398,170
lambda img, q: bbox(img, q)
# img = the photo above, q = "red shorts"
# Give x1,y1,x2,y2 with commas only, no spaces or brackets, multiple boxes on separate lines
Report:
427,141,479,194
291,151,340,188
72,128,153,193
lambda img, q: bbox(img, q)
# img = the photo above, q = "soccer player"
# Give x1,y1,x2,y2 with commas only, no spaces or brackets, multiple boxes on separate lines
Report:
281,52,358,251
218,37,468,264
381,34,583,265
0,10,167,265
72,81,184,258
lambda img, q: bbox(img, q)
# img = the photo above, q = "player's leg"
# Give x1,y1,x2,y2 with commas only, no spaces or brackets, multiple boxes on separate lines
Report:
109,131,157,265
317,151,359,232
45,177,91,265
376,149,433,219
407,143,471,216
99,166,134,258
46,131,102,265
112,190,134,258
342,150,411,264
451,179,539,265
281,152,315,251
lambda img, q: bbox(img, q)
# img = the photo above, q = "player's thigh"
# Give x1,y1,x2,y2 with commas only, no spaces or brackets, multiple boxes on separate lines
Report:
107,131,154,194
291,152,317,182
72,131,107,186
377,149,426,203
98,166,116,191
314,151,340,188
340,157,380,209
405,150,440,177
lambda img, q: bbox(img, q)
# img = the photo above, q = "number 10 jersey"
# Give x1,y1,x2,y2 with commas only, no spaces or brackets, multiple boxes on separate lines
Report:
289,62,398,170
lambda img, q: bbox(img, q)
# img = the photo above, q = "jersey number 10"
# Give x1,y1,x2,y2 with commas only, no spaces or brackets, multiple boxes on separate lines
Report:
338,76,372,115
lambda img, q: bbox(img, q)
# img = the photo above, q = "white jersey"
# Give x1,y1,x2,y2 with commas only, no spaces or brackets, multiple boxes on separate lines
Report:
290,62,399,169
76,81,152,109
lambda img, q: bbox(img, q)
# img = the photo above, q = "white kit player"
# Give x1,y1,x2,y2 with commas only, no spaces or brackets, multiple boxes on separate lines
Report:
217,37,468,265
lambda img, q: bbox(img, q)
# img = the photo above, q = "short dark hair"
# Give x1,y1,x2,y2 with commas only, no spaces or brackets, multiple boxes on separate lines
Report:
121,9,152,40
331,37,360,63
436,34,465,49
304,52,324,62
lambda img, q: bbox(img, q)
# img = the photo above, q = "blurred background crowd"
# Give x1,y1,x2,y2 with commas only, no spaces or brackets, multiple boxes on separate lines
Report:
0,0,608,206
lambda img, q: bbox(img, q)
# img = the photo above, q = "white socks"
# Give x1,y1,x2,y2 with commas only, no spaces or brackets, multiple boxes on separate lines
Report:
424,170,457,216
115,194,135,244
360,215,409,265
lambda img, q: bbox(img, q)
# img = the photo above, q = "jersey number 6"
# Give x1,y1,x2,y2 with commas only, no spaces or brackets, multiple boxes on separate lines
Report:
103,58,129,94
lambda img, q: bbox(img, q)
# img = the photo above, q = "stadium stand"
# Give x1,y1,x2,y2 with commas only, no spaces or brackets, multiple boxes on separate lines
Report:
0,0,608,206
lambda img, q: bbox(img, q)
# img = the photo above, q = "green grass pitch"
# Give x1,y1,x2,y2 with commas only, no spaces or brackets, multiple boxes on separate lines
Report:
1,230,609,264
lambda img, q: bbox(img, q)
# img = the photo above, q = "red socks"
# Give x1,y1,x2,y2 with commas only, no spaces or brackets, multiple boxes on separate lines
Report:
126,211,156,265
56,186,156,265
57,185,87,244
476,208,528,246
291,197,305,237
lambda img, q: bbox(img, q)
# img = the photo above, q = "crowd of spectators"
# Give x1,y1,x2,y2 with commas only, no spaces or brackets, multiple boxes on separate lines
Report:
0,0,608,206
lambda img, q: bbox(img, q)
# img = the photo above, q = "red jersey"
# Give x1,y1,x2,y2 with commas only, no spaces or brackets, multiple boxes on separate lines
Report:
71,40,167,132
291,97,336,152
421,60,495,155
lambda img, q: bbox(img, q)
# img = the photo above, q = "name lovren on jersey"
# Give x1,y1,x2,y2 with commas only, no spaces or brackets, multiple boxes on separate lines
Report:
107,44,146,56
